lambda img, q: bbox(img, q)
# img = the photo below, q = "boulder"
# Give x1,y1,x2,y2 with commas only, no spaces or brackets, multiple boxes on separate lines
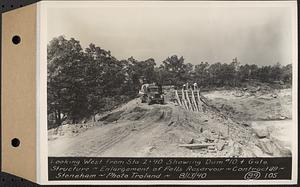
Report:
271,94,278,98
216,140,226,151
279,116,287,120
189,139,195,144
241,121,250,127
257,138,274,155
202,130,215,142
254,128,269,138
208,145,215,150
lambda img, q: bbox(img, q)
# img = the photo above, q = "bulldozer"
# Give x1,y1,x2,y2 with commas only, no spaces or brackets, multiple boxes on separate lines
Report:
139,83,164,105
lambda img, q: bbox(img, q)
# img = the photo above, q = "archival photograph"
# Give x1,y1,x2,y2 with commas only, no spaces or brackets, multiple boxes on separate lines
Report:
47,2,296,158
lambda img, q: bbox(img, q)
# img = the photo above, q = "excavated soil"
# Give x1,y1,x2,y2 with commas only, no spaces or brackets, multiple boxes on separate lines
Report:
203,88,292,121
48,89,292,157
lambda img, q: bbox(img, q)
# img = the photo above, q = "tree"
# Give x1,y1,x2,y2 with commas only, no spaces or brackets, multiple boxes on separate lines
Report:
194,62,209,87
230,57,240,86
160,55,187,86
281,64,292,84
221,63,236,86
122,57,157,95
48,35,292,128
238,64,251,82
270,62,283,82
249,64,259,80
257,66,272,83
84,44,106,121
48,36,88,125
207,62,223,86
85,43,127,118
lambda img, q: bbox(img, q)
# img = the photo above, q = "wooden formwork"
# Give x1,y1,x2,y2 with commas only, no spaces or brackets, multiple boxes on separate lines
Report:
174,89,204,112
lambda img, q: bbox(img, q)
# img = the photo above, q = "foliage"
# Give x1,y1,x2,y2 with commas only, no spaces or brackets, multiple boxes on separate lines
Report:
48,36,293,127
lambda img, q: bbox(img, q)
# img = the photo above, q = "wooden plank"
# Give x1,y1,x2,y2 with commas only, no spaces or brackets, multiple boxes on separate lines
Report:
178,143,215,149
199,91,210,106
175,90,182,106
191,91,199,111
185,90,193,111
181,89,188,110
197,90,203,111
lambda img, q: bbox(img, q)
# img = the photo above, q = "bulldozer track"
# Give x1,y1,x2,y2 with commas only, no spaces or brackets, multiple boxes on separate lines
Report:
92,118,164,155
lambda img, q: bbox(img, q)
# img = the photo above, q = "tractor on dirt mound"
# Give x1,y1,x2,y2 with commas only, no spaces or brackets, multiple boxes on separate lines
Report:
139,83,164,105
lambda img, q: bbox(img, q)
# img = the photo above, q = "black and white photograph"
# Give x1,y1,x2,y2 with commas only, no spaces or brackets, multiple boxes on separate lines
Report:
46,1,296,159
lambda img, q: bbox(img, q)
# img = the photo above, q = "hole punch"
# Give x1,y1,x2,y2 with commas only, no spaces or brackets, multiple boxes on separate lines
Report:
12,35,21,45
11,138,20,147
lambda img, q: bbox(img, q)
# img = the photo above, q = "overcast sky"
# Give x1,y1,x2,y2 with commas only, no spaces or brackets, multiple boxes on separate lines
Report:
47,2,295,66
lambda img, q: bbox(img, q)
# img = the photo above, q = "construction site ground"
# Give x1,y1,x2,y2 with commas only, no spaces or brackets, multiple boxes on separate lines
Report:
48,88,292,157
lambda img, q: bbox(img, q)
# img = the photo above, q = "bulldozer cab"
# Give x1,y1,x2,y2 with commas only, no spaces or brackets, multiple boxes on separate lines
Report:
147,85,159,93
140,83,164,105
140,83,162,93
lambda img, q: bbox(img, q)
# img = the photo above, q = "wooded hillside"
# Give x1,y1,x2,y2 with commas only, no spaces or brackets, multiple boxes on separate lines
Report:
47,36,292,128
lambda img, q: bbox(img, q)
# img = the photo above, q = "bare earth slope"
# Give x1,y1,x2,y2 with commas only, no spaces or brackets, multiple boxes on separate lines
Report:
48,91,291,157
203,88,292,121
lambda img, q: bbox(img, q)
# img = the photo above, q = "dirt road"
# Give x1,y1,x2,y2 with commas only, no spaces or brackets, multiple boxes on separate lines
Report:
49,101,192,157
48,91,292,157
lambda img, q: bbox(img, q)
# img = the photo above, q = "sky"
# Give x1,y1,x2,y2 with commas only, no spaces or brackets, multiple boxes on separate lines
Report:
46,1,296,66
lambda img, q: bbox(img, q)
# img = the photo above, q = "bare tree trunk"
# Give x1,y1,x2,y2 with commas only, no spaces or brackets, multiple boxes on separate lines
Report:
93,114,96,122
54,109,62,126
57,109,61,125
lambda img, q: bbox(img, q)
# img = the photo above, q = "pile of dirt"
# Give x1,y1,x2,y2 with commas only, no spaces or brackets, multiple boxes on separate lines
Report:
203,88,292,121
99,110,124,123
48,122,97,141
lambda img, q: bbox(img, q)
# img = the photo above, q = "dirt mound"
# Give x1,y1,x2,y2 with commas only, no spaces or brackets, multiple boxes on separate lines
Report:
48,93,291,157
204,88,292,121
132,101,287,157
99,105,174,123
99,110,124,123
